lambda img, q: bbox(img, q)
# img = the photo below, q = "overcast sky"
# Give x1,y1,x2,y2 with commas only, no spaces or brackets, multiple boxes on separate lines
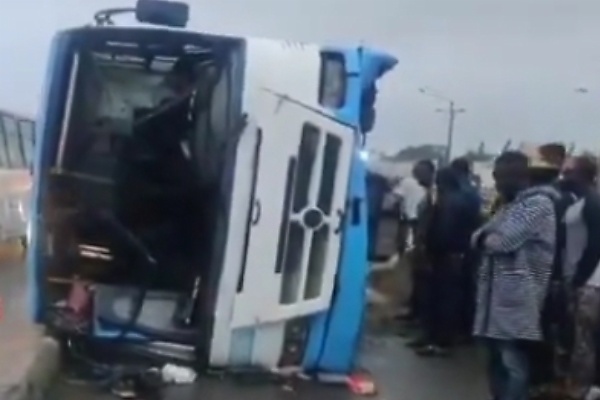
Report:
1,0,599,155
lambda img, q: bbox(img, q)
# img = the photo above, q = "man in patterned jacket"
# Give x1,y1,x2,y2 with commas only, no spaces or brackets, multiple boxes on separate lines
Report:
472,150,560,400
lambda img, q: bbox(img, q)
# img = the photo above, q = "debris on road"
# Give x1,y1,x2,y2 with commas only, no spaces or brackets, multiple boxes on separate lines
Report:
346,373,377,396
161,364,197,385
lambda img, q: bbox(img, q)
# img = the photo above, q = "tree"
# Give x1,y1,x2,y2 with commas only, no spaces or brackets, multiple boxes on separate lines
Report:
391,144,446,162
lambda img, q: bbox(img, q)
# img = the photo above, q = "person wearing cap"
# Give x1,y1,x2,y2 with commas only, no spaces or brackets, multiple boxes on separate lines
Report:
472,148,561,400
519,143,581,397
487,142,566,213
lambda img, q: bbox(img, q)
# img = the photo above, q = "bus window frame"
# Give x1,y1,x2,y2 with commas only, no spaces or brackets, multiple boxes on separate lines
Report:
318,52,347,109
0,115,9,168
2,114,25,168
17,119,34,166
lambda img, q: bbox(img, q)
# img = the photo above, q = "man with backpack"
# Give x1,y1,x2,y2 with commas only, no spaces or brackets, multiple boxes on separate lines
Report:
519,143,575,398
472,150,560,400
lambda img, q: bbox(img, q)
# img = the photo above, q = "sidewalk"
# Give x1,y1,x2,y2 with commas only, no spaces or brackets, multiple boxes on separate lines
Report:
0,244,60,400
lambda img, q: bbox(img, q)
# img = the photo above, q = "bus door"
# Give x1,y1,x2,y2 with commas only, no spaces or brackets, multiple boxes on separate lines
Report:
231,89,355,328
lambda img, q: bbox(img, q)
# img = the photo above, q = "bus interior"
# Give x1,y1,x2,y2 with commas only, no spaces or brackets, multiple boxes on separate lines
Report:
43,29,247,357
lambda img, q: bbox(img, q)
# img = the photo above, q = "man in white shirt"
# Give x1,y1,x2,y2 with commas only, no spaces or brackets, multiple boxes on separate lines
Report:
393,174,426,250
395,175,426,221
395,160,435,323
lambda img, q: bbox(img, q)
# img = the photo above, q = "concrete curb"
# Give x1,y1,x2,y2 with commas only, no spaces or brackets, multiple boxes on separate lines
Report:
0,337,61,400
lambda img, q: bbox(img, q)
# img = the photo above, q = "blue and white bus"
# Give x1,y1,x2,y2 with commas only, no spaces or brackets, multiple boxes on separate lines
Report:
27,0,396,374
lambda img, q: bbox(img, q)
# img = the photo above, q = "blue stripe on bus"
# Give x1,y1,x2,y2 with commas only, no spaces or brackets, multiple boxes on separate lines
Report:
304,47,397,373
27,32,72,322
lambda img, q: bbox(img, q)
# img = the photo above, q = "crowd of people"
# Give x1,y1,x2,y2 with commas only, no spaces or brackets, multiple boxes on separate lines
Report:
391,143,600,400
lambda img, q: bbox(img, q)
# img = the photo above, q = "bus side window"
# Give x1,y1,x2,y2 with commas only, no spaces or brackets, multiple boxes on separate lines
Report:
318,52,347,109
0,115,8,168
17,119,34,166
2,115,24,168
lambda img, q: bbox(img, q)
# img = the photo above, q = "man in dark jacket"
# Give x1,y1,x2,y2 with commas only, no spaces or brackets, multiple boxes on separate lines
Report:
450,157,482,211
450,157,483,339
562,156,600,399
414,167,480,356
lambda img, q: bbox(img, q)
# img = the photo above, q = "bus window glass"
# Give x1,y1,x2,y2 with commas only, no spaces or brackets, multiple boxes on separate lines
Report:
318,52,347,109
18,120,34,165
3,115,24,168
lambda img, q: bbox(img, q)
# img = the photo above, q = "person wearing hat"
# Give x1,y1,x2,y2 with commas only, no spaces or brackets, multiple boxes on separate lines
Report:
524,142,566,184
488,142,566,215
517,143,583,397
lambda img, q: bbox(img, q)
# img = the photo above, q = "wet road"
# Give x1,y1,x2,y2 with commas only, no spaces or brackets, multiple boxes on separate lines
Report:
0,250,488,400
47,255,488,400
47,336,487,400
0,246,44,392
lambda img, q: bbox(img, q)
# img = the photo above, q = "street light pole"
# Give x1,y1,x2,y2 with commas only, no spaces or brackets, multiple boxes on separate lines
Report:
437,101,466,165
419,87,465,165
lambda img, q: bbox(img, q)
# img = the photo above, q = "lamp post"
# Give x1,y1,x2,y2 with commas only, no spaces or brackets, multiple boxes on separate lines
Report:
419,87,466,165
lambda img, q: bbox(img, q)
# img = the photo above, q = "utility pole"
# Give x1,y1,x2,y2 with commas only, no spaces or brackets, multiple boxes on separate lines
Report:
436,102,466,165
419,87,465,165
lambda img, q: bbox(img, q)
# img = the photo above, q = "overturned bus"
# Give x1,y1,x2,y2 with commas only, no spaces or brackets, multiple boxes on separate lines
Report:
27,0,397,374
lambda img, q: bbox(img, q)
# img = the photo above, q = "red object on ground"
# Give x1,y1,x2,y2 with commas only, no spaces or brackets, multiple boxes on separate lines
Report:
346,372,377,396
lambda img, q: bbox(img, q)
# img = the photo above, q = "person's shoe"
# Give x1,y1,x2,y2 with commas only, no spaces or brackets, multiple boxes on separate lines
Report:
415,345,451,357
